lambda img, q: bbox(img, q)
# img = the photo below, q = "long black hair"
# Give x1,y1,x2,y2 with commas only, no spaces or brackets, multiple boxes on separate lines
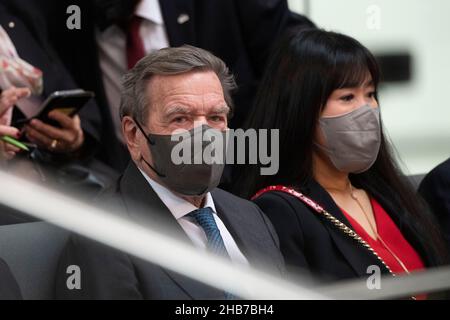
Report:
233,28,448,266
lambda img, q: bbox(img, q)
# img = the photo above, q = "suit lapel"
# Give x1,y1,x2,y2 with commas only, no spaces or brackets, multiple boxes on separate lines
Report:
119,163,226,298
161,269,226,299
212,195,249,257
305,180,390,276
159,0,196,46
119,163,188,240
212,190,284,273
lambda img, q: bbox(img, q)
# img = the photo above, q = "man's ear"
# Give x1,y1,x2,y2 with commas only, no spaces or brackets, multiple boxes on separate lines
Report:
122,116,142,161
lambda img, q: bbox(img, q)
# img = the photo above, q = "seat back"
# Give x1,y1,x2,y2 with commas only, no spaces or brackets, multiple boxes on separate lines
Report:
408,174,426,191
0,222,69,300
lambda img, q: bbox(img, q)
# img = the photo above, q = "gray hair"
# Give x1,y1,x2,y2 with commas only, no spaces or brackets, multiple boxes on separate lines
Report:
120,45,237,123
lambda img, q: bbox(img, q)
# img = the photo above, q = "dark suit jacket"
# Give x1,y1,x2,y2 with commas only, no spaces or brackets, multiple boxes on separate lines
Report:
55,162,284,299
0,0,101,156
48,0,315,171
0,258,22,300
419,158,450,250
253,180,435,283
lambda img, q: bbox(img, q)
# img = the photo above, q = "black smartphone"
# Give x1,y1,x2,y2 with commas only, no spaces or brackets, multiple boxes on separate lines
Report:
16,89,95,127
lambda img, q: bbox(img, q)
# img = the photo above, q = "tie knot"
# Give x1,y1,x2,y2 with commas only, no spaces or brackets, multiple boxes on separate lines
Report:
188,207,215,228
187,207,229,256
128,15,142,30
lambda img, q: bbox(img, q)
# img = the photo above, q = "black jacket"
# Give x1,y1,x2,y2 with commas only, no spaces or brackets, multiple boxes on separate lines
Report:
0,258,22,300
253,179,437,283
55,162,284,299
419,158,450,250
0,0,101,156
48,0,315,171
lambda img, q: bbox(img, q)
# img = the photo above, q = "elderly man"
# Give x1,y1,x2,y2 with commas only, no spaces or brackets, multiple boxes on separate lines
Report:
48,0,315,171
55,46,284,299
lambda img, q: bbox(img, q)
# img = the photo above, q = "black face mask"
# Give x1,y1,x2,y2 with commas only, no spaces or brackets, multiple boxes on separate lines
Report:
135,120,228,196
92,0,141,30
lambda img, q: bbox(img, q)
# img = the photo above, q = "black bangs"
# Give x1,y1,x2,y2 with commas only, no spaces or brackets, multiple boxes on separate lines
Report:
329,37,380,90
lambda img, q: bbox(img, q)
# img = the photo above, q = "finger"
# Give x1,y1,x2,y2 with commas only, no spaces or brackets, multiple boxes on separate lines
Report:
15,87,32,99
1,87,27,101
48,111,77,130
0,107,12,125
4,87,31,100
1,87,31,99
0,125,20,138
4,143,21,153
6,150,17,159
0,86,17,100
3,151,16,161
0,96,17,116
0,142,16,161
0,98,18,117
28,119,73,142
73,115,81,129
25,125,53,147
0,87,31,114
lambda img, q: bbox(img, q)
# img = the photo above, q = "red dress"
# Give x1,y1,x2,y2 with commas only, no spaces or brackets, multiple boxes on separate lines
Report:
341,198,426,299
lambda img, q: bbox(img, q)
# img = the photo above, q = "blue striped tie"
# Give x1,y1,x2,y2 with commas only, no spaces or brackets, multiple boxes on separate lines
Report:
188,207,235,300
188,207,229,258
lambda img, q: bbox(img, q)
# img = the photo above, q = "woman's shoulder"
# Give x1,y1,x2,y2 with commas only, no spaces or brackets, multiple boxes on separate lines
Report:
252,189,316,221
252,188,325,249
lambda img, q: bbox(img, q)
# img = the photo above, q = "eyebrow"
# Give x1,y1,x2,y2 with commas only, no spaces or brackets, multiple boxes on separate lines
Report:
164,105,192,118
164,104,230,117
337,80,376,90
364,79,375,87
210,105,230,115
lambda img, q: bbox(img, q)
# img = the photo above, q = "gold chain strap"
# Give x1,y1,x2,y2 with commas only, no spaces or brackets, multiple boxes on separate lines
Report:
253,185,418,300
320,210,418,300
253,185,397,276
319,209,395,276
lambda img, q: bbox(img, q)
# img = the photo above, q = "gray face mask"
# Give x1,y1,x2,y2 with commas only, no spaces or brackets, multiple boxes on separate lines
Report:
135,121,227,196
317,104,381,174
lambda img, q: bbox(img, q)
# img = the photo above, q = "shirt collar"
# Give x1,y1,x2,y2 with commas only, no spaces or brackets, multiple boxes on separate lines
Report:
138,168,217,220
135,0,164,25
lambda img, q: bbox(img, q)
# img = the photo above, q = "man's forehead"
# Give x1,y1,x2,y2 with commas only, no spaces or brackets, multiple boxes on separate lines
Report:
148,71,222,92
146,71,225,107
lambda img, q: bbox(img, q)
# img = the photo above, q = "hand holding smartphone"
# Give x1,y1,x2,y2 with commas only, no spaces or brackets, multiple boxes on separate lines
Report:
15,89,95,128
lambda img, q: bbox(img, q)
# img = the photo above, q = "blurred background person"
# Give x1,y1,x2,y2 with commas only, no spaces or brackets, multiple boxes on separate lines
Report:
0,1,101,161
236,29,448,293
0,87,30,162
0,0,117,223
48,0,315,172
419,158,450,252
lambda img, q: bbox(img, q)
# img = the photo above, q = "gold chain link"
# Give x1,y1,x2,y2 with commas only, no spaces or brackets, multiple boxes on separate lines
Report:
319,207,417,300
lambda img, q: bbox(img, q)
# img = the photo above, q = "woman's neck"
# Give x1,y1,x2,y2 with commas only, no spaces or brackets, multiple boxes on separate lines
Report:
312,151,351,193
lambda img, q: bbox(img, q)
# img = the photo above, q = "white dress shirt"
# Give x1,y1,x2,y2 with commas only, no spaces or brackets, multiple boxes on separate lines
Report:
96,0,170,141
139,169,249,266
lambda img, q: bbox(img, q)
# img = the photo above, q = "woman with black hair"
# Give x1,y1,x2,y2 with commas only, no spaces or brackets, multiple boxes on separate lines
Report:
236,29,448,292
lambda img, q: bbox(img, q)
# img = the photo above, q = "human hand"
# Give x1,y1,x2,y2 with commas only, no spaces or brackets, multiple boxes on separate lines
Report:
24,110,84,153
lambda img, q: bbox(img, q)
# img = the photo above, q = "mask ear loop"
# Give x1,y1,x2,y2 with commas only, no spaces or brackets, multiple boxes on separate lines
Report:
133,118,155,145
133,118,166,178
